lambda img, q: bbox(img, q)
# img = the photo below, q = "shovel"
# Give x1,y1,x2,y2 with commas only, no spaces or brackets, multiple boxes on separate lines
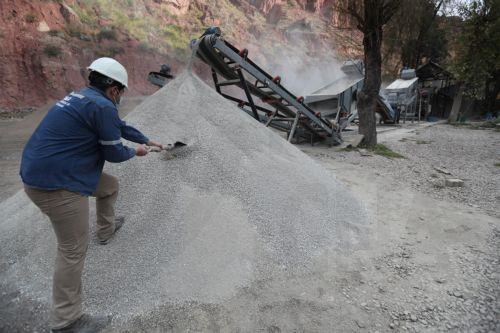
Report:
165,141,187,151
147,141,187,159
147,141,187,152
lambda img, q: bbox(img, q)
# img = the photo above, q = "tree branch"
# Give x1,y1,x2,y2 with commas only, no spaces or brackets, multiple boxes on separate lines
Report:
347,0,366,31
382,0,401,25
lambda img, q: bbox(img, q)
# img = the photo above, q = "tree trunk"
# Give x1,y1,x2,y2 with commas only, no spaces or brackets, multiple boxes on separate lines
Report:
485,70,500,113
358,21,383,147
448,83,464,123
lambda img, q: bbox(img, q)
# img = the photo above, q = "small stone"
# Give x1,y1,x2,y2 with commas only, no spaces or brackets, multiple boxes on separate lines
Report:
346,134,364,148
410,314,418,322
361,302,367,307
445,178,464,187
358,148,374,157
37,20,50,32
430,178,445,188
434,166,451,175
435,278,446,284
389,322,396,329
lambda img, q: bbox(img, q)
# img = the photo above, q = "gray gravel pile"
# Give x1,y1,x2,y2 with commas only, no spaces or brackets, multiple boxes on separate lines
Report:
0,71,369,329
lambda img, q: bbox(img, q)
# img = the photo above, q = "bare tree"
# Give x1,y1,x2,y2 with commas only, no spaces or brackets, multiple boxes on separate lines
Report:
344,0,401,147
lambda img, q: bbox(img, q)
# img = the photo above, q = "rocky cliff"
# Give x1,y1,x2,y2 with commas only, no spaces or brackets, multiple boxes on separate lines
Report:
0,0,361,111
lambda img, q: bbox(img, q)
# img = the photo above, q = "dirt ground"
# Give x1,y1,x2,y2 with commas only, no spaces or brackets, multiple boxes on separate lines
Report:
0,102,498,332
298,123,499,332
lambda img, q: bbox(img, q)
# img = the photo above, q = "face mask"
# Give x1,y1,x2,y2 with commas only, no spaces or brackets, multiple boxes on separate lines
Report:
113,88,122,106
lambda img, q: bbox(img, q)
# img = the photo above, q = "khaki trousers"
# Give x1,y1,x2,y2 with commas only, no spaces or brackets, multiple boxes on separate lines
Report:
24,172,119,329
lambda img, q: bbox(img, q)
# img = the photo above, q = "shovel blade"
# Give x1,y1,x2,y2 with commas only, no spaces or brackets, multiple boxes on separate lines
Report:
173,141,187,148
164,141,187,151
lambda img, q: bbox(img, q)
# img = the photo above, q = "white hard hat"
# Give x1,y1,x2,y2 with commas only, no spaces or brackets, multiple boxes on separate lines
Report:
87,57,128,88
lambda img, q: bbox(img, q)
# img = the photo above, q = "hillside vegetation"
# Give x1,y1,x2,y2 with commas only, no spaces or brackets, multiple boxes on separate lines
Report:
0,0,361,111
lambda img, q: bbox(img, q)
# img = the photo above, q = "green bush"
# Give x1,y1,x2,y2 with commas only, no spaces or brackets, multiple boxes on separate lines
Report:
161,24,190,56
67,24,84,38
43,45,62,57
95,46,124,58
138,41,155,53
106,46,124,57
97,28,117,41
24,13,37,23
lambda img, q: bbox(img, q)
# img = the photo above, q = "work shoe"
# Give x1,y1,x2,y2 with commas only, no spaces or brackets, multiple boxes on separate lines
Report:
51,314,111,333
99,216,125,245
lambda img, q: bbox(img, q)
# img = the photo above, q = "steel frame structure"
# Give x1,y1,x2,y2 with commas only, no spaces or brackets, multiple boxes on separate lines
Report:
195,33,342,145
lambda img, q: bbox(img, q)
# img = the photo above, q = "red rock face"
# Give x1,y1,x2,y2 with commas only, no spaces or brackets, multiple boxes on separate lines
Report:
1,0,62,109
0,0,359,111
0,0,183,110
153,0,190,15
250,0,337,22
254,0,283,14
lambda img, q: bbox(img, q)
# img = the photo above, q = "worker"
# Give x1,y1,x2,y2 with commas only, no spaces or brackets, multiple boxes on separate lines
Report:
20,57,163,332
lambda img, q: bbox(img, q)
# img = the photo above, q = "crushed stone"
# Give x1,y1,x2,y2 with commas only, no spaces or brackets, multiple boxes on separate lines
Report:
0,71,369,328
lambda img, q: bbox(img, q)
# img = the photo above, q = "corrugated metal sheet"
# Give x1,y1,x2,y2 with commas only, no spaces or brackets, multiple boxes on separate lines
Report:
385,77,418,90
305,73,364,103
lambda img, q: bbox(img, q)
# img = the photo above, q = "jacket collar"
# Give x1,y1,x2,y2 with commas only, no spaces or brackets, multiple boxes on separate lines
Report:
87,86,116,105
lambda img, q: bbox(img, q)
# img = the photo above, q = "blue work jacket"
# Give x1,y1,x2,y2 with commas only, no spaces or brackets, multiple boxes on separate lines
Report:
20,86,149,196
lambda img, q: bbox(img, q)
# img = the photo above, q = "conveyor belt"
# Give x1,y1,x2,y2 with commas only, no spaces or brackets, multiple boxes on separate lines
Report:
194,30,342,145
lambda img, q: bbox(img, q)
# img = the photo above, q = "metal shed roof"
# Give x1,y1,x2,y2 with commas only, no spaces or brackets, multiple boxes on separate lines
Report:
385,77,418,90
416,61,453,80
305,73,364,103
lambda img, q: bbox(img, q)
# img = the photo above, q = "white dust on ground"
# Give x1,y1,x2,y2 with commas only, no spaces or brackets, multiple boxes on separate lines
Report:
0,71,370,323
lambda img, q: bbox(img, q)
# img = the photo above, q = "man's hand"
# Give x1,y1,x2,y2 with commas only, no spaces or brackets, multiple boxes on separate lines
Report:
135,145,149,156
146,140,164,150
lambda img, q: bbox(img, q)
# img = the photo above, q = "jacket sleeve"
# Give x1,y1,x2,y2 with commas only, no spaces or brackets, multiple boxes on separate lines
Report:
121,121,149,144
95,106,136,163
